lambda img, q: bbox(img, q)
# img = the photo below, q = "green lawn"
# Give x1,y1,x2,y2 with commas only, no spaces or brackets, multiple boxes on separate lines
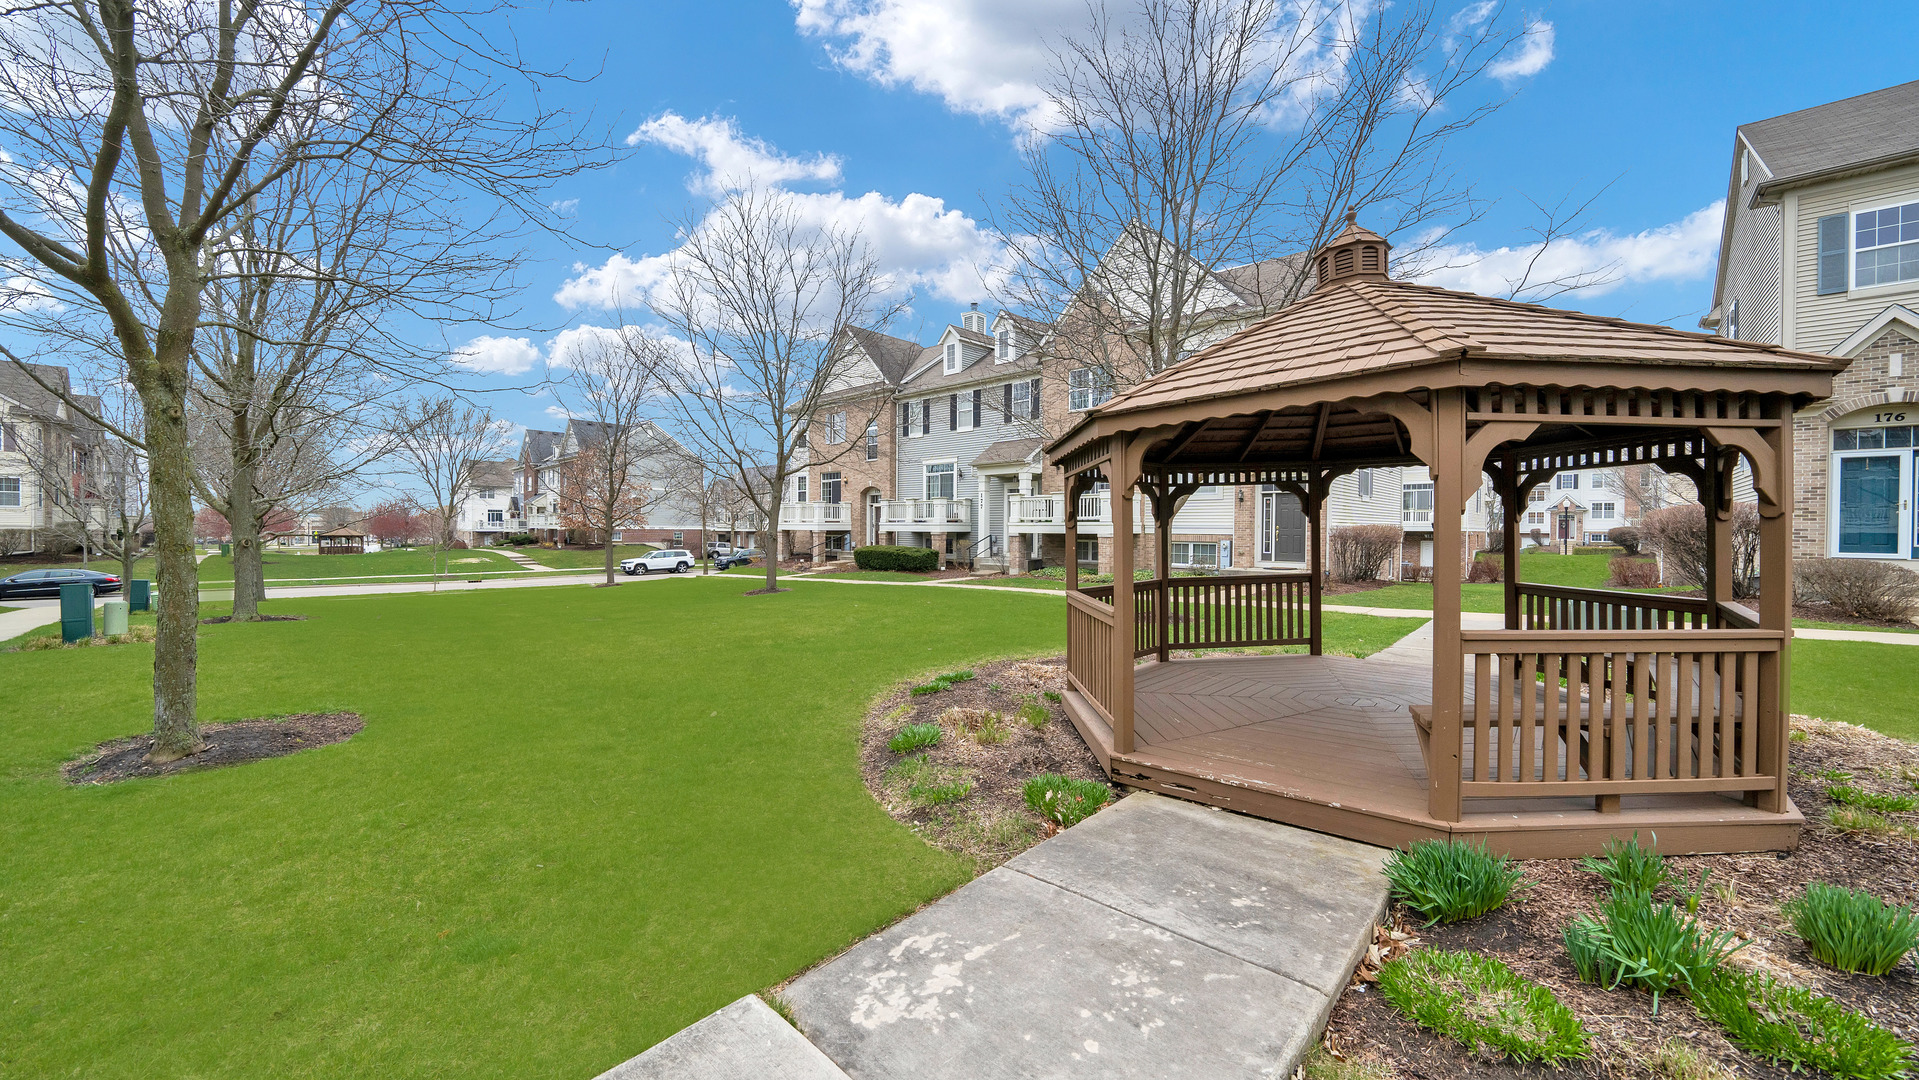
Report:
809,570,953,583
1793,618,1919,634
514,544,658,569
198,548,523,581
0,579,1065,1078
1791,639,1919,740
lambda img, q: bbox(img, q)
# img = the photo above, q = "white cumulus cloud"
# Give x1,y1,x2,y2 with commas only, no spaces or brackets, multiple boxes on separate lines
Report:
792,0,1073,132
1413,201,1724,300
450,335,541,375
631,112,843,196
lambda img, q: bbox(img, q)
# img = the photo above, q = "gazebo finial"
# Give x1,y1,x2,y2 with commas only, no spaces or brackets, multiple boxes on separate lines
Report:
1313,210,1391,291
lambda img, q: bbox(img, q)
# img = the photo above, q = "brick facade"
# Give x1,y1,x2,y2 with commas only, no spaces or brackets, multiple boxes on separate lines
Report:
1791,324,1919,560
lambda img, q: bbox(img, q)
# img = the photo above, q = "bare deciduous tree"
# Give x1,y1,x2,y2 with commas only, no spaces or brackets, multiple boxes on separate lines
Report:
651,189,905,595
384,396,515,583
996,0,1529,395
0,0,604,760
548,329,671,585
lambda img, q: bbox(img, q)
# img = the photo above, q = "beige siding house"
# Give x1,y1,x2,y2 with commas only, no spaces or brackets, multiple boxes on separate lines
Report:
1703,80,1919,563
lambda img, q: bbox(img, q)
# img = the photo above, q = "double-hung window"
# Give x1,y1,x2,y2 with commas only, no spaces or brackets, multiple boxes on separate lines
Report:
865,421,879,461
1556,473,1580,490
1401,481,1433,525
957,390,975,430
1168,541,1219,569
1010,379,1031,420
794,474,807,503
1854,200,1919,289
1068,368,1113,411
1355,468,1373,500
924,462,956,500
1590,501,1616,521
822,411,846,443
996,329,1011,360
0,476,18,507
943,342,960,374
820,471,842,504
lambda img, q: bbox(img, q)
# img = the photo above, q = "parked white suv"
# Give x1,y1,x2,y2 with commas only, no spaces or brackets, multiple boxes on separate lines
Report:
621,549,695,575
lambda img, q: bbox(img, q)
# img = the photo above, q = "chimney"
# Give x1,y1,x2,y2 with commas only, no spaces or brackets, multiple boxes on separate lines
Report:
1311,208,1392,291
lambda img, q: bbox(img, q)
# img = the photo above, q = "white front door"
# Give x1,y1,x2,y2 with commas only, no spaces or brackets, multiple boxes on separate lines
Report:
866,492,880,546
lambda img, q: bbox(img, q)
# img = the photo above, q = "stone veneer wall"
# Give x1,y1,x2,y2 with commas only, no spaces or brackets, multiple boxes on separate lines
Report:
1792,325,1919,561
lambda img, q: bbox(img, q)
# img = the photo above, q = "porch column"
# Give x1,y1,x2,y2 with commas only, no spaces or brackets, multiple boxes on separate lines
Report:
1429,390,1467,822
1756,405,1795,813
1111,437,1142,755
1062,473,1083,593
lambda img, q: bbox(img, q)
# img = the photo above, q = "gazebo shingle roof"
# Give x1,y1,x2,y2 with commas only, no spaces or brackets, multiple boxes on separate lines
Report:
1092,279,1846,419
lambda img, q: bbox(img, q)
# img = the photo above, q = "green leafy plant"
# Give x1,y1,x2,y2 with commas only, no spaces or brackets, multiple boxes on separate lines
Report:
1563,896,1745,1014
1813,767,1855,783
1023,773,1110,827
1016,698,1049,730
908,778,973,806
1782,883,1919,976
970,711,1008,745
887,723,942,753
1042,690,1063,703
1691,968,1914,1080
1375,950,1591,1064
1826,784,1919,814
853,544,940,572
908,670,976,696
1381,839,1526,926
1579,833,1672,900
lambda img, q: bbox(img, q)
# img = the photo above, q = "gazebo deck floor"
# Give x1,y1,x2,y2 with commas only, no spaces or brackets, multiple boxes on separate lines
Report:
1062,653,1802,858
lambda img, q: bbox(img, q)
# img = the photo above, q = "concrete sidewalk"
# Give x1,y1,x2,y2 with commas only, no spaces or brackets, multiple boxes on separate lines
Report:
598,794,1388,1079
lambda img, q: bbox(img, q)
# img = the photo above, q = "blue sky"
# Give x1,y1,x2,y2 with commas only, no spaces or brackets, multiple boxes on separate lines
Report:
462,0,1919,433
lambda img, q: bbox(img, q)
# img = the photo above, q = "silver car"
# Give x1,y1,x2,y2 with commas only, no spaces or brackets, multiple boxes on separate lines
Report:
621,549,694,575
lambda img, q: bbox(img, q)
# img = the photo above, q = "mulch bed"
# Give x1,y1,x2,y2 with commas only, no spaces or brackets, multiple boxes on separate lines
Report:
1322,716,1919,1078
859,655,1114,871
804,562,975,580
1793,600,1919,632
197,614,308,625
63,712,363,785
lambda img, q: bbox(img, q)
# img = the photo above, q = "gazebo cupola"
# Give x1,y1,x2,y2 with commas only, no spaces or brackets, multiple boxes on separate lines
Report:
1312,209,1391,289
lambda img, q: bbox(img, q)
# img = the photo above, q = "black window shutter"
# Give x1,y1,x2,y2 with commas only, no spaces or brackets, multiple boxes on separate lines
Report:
1002,383,1013,420
948,393,958,431
972,389,982,425
1028,378,1042,419
898,401,910,435
1816,213,1848,295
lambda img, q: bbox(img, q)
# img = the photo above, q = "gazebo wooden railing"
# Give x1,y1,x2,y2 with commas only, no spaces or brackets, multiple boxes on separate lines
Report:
1041,213,1848,854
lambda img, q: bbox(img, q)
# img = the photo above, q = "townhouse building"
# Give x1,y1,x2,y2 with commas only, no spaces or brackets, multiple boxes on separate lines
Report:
452,459,519,546
1703,79,1919,564
0,362,110,553
779,325,920,558
515,419,707,549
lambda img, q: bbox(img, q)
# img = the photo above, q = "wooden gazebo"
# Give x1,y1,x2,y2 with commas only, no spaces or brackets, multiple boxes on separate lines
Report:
1045,216,1849,857
317,526,366,555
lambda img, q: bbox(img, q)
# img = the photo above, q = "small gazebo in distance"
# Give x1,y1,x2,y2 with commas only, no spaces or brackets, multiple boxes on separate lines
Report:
1044,214,1849,857
316,525,367,555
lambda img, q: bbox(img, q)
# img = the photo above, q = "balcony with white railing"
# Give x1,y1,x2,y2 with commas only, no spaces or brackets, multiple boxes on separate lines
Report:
1077,491,1110,523
1400,508,1432,528
778,501,850,528
468,517,524,533
1008,494,1065,527
878,497,974,531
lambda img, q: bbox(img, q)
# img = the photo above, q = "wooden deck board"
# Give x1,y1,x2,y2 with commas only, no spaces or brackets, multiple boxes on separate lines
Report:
1069,653,1803,858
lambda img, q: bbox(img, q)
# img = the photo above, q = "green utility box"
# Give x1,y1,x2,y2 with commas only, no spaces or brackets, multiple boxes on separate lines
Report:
220,542,231,557
59,582,94,643
129,579,151,612
102,601,129,636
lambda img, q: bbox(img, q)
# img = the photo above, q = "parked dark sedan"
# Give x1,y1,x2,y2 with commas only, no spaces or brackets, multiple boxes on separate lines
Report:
0,569,124,599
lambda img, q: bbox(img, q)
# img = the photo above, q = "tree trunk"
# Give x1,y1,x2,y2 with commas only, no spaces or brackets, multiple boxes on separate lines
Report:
763,492,782,592
603,525,615,586
229,510,266,619
142,371,203,762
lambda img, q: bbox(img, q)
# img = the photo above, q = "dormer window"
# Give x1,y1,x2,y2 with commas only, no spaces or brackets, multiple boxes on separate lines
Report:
996,329,1012,361
944,342,960,373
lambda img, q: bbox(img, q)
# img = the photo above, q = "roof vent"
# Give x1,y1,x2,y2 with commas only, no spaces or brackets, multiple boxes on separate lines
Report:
1310,209,1392,291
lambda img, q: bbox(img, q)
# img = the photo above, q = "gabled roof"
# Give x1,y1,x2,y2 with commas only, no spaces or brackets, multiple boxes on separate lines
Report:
1743,80,1919,198
972,437,1044,468
1212,253,1314,309
520,428,562,465
463,459,516,489
0,361,78,422
1090,277,1847,418
996,311,1055,339
842,325,921,384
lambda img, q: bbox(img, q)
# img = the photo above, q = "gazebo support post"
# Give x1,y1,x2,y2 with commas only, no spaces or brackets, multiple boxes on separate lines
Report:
1500,472,1522,631
1755,406,1795,813
1062,473,1088,593
1151,487,1173,663
1307,476,1324,656
1429,390,1466,822
1701,448,1732,614
1111,437,1142,755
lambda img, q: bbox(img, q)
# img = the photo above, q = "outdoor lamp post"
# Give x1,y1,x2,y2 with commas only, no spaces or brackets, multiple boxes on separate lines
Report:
1559,507,1573,555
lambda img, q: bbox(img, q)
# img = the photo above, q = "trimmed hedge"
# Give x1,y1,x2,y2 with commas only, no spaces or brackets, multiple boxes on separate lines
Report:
854,545,940,572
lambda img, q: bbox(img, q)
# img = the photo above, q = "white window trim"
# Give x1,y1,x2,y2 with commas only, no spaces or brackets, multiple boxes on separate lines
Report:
943,342,960,374
957,391,976,431
1848,193,1919,294
1827,446,1912,559
923,459,958,500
